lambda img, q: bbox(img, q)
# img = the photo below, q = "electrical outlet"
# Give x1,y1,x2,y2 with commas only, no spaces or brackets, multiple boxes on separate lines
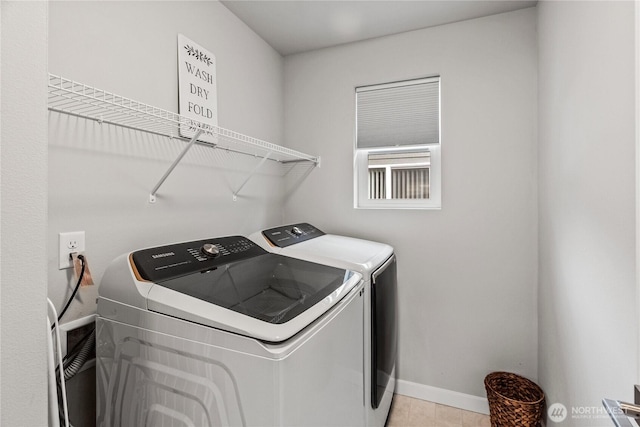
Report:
59,231,85,269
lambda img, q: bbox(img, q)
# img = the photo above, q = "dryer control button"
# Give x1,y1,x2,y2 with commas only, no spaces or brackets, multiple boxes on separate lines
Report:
201,243,220,257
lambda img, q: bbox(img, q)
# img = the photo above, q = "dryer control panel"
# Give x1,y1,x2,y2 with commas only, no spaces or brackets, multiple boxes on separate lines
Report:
132,236,265,282
262,223,324,248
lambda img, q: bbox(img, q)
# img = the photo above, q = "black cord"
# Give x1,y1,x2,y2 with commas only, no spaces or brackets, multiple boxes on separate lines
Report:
51,254,87,427
54,324,94,427
54,322,94,427
51,254,86,330
59,254,85,321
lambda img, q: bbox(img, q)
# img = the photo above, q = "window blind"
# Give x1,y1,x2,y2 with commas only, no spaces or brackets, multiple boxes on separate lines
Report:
356,77,440,149
392,168,429,199
368,168,386,199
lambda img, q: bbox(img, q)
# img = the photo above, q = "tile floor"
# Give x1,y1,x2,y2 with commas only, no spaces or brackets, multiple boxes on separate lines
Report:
386,394,491,427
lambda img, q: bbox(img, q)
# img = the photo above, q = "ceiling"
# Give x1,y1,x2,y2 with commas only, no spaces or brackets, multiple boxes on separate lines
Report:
220,0,538,56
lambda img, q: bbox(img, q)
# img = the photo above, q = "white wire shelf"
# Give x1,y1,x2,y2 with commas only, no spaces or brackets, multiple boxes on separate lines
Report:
48,73,320,202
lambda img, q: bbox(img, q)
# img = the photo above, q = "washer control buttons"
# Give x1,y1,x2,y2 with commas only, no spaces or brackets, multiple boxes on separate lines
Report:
201,243,220,257
226,239,253,253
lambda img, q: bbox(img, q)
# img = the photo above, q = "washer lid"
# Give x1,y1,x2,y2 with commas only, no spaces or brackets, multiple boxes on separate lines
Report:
253,228,394,275
145,253,362,342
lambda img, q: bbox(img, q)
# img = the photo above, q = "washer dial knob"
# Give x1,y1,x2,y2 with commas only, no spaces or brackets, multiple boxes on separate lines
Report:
201,243,220,257
291,226,303,236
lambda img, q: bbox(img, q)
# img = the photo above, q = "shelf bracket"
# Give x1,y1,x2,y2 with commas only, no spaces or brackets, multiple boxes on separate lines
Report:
149,129,204,203
232,151,272,201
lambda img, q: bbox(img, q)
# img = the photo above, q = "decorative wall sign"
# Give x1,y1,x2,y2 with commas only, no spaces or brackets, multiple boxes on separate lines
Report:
178,34,217,143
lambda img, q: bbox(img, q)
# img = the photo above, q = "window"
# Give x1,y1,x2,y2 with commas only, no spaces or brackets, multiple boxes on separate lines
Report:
354,77,441,209
368,151,430,199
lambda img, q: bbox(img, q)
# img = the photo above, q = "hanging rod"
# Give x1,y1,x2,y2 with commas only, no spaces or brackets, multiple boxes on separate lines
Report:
48,105,303,165
47,73,319,165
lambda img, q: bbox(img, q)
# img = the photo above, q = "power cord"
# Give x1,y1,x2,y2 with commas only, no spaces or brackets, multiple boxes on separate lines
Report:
51,254,86,330
49,254,90,427
55,325,95,427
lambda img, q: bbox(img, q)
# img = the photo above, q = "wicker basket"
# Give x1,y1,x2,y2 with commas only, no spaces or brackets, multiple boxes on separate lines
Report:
484,372,545,427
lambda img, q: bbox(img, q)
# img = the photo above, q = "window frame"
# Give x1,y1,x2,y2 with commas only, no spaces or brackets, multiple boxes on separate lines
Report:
353,77,442,210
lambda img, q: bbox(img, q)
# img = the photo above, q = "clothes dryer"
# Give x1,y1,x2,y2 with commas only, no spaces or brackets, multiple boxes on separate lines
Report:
250,224,397,427
97,235,365,427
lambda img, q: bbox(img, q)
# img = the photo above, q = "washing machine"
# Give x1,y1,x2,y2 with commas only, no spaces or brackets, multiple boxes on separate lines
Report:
96,234,365,427
249,223,397,427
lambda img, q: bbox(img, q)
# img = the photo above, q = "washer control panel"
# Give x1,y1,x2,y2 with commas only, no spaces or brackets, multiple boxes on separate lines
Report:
262,223,324,248
132,236,265,282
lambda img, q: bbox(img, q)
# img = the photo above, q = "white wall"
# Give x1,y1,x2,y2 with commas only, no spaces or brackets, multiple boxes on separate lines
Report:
48,1,286,321
283,8,538,402
537,1,636,425
0,1,49,425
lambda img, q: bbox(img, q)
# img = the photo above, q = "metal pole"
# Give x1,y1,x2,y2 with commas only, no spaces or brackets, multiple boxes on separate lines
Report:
149,128,204,202
233,151,272,201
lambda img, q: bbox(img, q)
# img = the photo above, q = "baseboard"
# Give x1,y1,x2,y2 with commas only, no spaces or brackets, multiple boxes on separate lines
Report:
396,379,490,415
